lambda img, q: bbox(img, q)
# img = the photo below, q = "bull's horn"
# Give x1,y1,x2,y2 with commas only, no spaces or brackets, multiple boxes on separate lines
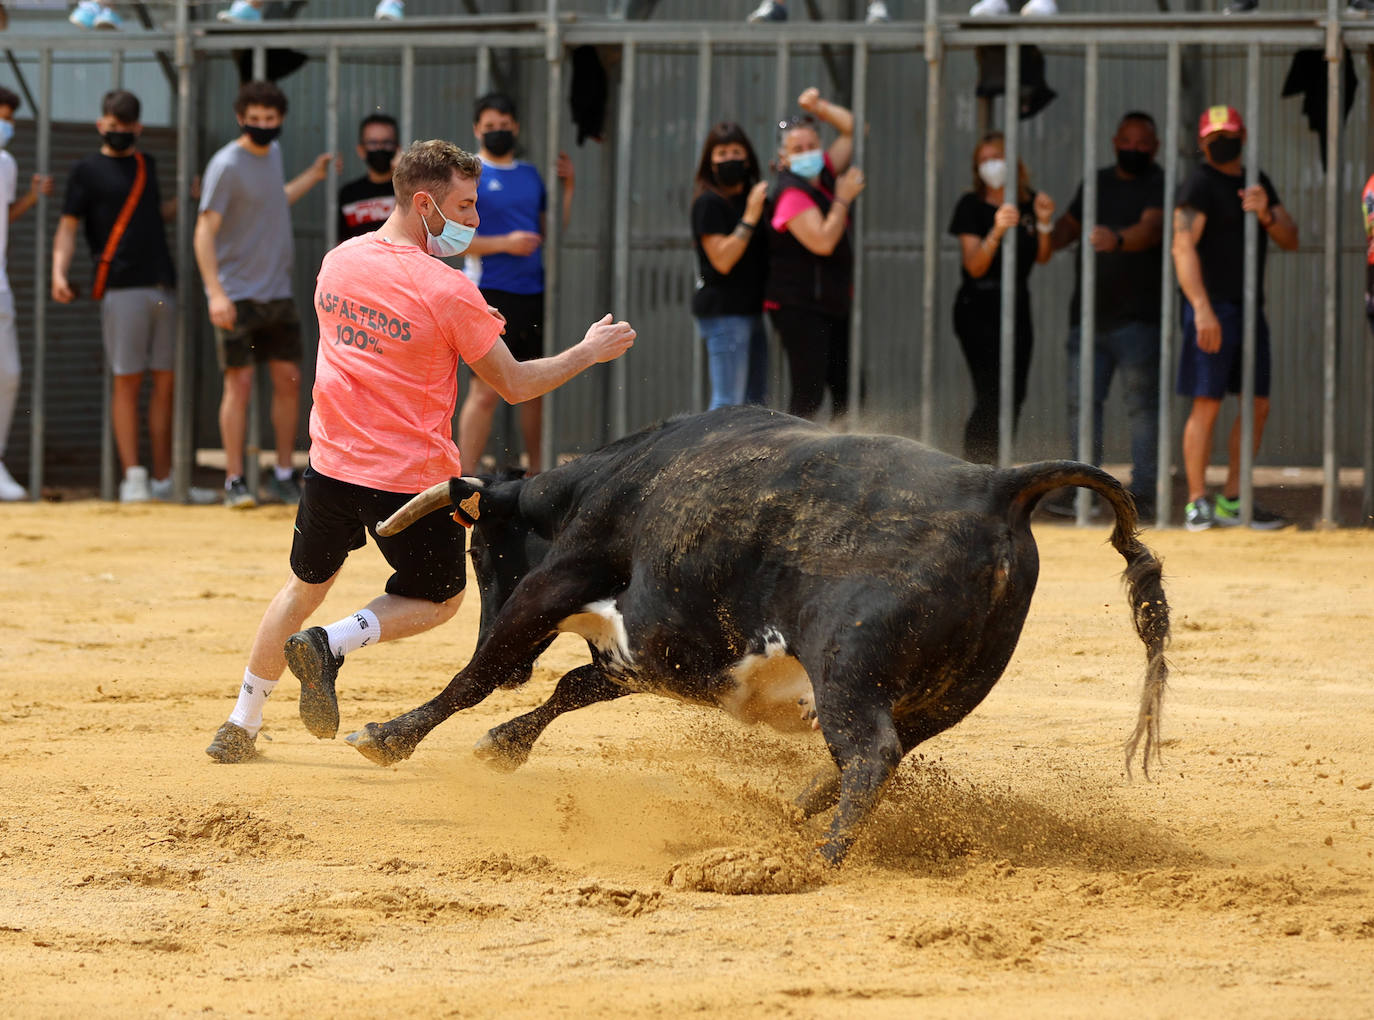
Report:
376,480,452,536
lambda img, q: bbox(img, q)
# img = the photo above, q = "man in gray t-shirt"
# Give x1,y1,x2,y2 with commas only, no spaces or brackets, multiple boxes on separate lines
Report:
193,79,333,509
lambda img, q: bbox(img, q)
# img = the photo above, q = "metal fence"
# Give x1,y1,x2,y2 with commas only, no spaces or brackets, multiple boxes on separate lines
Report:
3,1,1372,526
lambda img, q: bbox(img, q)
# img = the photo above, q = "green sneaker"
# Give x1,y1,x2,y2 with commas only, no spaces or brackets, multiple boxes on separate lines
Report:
1184,496,1215,532
1215,494,1289,530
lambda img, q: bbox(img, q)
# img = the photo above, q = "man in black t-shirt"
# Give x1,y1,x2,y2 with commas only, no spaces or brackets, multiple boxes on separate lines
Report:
1172,104,1299,531
51,89,215,505
1049,111,1165,519
337,113,398,242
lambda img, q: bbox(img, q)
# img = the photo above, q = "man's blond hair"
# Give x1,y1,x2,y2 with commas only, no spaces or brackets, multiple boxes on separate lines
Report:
392,139,482,208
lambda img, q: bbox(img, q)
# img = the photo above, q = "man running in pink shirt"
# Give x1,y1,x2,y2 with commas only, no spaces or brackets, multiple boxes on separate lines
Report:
207,139,635,763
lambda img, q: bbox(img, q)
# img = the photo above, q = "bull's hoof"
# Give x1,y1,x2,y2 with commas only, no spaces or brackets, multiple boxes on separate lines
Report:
345,722,415,767
472,728,531,772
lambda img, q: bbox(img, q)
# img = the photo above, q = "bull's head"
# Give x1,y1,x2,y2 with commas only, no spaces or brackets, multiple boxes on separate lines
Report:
376,473,550,653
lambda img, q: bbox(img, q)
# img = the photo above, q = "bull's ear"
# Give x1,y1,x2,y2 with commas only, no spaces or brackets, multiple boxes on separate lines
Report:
448,476,487,527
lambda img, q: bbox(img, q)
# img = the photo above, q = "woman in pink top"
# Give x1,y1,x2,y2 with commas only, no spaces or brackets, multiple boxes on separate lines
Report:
763,88,866,423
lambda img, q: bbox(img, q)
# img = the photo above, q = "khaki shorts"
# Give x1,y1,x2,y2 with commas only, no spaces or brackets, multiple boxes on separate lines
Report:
214,297,303,371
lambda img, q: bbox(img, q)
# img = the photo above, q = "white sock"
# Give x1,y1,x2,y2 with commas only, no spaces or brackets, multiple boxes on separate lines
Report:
227,668,279,738
323,608,381,659
274,464,294,481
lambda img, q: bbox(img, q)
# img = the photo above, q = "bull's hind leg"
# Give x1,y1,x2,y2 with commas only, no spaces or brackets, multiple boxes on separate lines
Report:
347,561,617,767
473,662,626,771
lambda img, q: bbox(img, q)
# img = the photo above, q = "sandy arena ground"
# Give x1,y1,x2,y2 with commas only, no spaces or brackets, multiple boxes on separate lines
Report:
2,500,1372,1018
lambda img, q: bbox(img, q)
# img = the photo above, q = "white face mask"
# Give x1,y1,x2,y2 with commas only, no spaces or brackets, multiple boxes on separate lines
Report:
977,157,1007,190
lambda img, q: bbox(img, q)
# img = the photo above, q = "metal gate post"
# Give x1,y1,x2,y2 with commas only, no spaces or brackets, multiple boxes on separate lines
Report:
846,38,868,423
692,36,711,413
997,41,1019,468
1075,42,1099,525
1238,41,1260,526
1156,40,1180,529
920,1,941,447
610,39,635,440
1320,5,1342,526
541,2,563,466
27,49,51,501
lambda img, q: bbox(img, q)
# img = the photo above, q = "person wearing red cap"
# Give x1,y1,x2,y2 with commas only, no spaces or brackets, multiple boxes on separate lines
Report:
1171,104,1298,531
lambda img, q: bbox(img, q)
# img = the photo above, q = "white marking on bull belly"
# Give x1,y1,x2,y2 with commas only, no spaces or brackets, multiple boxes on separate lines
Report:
719,629,816,734
558,599,633,671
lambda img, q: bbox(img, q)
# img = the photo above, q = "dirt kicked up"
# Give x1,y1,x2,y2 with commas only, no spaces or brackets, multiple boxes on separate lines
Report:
2,501,1372,1018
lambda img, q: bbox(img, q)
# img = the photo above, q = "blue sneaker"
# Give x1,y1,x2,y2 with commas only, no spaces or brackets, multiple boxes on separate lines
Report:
374,0,404,20
68,1,100,29
218,0,264,23
92,4,120,29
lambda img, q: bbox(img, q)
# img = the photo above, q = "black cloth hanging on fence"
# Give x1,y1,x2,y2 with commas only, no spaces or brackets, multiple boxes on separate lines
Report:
1281,48,1359,171
570,46,608,146
974,45,1057,121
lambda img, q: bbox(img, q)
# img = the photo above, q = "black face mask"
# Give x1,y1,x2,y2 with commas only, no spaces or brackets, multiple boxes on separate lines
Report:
482,130,516,157
1206,136,1242,165
364,147,397,174
102,130,136,153
1115,149,1151,176
712,159,749,188
243,124,281,147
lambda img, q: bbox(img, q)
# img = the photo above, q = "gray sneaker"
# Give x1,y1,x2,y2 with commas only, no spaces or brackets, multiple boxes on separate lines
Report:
285,626,342,739
1184,496,1216,532
206,721,258,763
224,476,256,509
264,471,302,505
151,477,221,505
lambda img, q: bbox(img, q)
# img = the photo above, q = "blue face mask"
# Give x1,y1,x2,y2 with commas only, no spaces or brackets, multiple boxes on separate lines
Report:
418,192,476,257
0,120,13,150
788,148,824,179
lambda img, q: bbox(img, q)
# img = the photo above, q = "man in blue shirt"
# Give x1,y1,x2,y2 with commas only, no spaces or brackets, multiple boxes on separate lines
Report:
458,92,573,475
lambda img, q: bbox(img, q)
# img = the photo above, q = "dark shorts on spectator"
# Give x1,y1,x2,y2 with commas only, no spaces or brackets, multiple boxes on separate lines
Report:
215,297,303,371
289,465,467,603
480,288,544,363
1177,300,1271,399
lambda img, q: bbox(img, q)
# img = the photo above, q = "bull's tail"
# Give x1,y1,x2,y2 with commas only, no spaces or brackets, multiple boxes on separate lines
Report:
998,461,1171,780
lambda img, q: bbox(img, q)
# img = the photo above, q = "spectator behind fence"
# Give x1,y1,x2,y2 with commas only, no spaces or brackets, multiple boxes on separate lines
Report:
1172,104,1298,532
457,92,573,476
948,132,1054,464
1046,110,1165,519
690,121,770,411
52,90,217,505
0,85,54,502
194,80,335,510
338,113,399,242
766,88,865,424
215,0,405,22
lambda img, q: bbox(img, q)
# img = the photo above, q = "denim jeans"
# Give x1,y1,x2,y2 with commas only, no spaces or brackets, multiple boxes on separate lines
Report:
1066,319,1160,497
695,314,768,410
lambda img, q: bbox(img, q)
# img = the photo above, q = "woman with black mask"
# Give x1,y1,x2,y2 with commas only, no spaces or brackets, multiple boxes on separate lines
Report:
690,122,770,409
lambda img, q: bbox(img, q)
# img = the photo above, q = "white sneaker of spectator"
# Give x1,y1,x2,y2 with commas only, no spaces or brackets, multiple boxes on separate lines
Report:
970,0,1057,13
747,0,788,22
0,460,27,501
150,476,222,505
866,0,891,23
1019,0,1057,14
218,0,264,22
374,0,405,20
119,465,151,503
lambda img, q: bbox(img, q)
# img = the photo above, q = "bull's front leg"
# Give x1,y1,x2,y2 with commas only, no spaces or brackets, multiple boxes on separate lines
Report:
347,565,617,767
474,661,627,772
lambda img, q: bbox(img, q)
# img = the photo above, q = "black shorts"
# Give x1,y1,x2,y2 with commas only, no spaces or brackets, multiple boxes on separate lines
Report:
215,297,304,371
289,465,466,602
480,288,544,362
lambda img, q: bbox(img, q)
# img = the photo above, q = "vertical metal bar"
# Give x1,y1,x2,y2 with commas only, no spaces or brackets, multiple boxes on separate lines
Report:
26,50,51,501
1320,9,1341,527
172,0,194,501
252,47,266,82
1238,41,1259,525
920,2,940,446
846,39,867,422
1365,47,1374,528
692,37,711,412
610,39,635,440
325,46,340,253
1157,41,1180,530
101,55,124,501
400,45,415,145
541,3,562,467
477,46,492,95
998,41,1019,468
772,40,791,407
1076,42,1098,525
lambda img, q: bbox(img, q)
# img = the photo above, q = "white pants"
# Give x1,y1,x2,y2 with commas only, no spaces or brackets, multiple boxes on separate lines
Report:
0,289,19,460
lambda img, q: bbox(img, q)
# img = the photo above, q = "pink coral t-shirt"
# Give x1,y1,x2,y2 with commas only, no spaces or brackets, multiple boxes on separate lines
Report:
308,234,503,493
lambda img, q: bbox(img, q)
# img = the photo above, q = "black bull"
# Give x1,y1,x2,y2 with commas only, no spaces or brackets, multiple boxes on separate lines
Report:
348,406,1170,865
